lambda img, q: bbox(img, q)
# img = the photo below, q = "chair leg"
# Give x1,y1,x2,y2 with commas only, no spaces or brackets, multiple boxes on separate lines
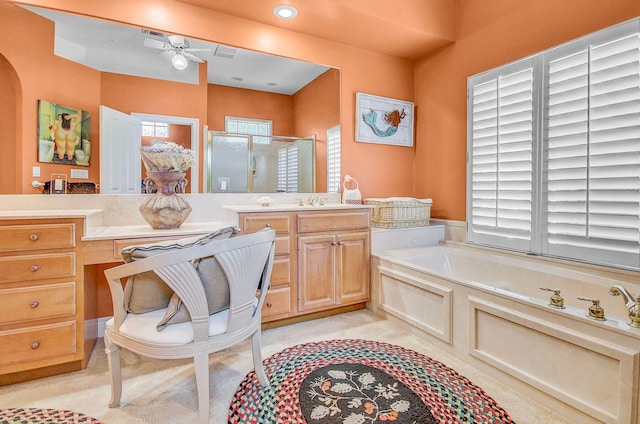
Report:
193,352,210,424
251,330,269,387
104,331,122,408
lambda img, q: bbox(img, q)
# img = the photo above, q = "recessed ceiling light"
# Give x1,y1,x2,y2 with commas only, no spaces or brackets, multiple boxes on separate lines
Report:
273,5,298,19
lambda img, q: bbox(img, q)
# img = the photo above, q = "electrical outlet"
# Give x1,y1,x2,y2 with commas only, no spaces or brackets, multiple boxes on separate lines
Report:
71,169,89,179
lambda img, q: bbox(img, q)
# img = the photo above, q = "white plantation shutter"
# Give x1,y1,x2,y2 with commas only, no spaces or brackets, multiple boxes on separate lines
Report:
543,26,640,269
468,18,640,270
277,145,298,192
467,59,536,252
327,126,341,193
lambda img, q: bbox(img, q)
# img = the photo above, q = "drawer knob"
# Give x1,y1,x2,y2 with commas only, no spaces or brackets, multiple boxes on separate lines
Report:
331,241,337,246
30,264,40,272
30,300,40,309
29,233,40,241
265,224,272,229
266,301,273,308
31,341,40,350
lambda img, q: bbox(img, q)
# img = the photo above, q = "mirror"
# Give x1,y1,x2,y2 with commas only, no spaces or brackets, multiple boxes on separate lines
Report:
8,5,340,194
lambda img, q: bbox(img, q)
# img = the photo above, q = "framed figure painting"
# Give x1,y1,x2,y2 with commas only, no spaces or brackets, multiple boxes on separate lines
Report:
37,100,91,166
355,93,414,147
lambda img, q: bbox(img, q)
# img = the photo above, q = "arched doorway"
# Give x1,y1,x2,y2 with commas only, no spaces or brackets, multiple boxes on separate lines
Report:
0,54,19,194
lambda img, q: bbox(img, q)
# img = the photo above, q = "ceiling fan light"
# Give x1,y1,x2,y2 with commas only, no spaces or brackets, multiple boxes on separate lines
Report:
171,53,188,70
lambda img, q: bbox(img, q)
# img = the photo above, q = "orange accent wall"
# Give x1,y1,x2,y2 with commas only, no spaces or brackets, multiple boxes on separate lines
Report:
1,2,101,193
294,68,341,193
414,0,640,220
207,85,294,135
0,55,18,194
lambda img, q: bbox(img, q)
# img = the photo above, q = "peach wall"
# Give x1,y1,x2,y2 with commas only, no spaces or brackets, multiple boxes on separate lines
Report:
207,85,294,135
293,68,341,193
414,0,640,220
0,55,18,193
0,2,101,193
12,0,416,199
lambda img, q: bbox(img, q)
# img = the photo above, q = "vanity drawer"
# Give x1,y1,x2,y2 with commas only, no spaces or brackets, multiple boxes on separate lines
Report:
298,212,370,233
270,258,291,288
261,288,291,319
0,253,76,284
275,236,290,255
0,282,76,325
0,321,77,367
242,214,290,234
0,224,75,252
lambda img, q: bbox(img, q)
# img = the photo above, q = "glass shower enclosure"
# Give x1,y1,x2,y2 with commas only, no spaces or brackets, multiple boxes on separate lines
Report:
203,131,316,193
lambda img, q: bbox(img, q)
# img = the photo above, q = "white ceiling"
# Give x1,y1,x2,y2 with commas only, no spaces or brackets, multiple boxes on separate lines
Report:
24,6,331,95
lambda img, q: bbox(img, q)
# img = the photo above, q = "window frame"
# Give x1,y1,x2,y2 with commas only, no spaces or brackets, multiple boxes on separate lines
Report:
467,17,640,271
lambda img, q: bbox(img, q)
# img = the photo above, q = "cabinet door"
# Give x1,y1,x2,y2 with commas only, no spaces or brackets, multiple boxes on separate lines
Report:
336,231,370,305
298,234,336,312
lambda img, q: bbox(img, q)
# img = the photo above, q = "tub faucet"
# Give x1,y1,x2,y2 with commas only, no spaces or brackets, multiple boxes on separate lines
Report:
577,296,606,321
539,287,565,309
608,285,640,328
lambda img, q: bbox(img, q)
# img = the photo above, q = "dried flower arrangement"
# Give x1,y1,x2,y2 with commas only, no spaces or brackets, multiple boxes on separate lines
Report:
140,141,195,173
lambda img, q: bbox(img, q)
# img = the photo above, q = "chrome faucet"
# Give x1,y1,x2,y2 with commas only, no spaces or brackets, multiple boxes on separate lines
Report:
307,196,319,206
608,285,640,328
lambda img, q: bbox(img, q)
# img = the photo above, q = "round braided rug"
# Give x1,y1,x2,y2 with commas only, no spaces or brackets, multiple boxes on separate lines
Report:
228,339,515,423
0,408,104,424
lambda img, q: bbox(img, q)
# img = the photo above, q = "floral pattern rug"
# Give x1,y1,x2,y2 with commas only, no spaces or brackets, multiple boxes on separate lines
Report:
228,339,515,423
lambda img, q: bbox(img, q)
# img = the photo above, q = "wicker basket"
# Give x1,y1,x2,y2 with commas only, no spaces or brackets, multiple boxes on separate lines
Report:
365,197,432,229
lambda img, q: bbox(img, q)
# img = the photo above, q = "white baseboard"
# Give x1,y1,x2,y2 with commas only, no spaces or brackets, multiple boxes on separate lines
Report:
97,316,112,338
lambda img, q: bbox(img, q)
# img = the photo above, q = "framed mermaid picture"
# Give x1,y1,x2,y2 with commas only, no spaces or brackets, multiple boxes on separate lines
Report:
355,92,414,147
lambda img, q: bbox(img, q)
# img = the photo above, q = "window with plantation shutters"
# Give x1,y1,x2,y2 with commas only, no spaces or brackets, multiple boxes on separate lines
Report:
327,125,341,193
543,28,640,268
277,145,298,192
467,59,536,252
467,18,640,270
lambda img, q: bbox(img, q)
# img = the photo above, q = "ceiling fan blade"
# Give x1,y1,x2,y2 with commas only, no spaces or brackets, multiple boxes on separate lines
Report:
167,35,186,47
143,37,171,50
184,52,204,63
184,47,212,53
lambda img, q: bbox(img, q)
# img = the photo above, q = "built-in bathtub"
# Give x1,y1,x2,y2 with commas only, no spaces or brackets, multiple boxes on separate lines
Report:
371,243,640,424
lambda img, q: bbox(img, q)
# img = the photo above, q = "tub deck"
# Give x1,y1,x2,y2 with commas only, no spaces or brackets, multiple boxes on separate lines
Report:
371,243,640,424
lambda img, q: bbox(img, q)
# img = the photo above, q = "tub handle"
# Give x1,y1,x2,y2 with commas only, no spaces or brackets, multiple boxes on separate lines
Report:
539,287,565,309
577,296,606,321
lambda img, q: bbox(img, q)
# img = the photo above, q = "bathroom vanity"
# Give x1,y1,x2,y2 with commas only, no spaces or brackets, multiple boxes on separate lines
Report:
0,195,371,384
228,204,372,326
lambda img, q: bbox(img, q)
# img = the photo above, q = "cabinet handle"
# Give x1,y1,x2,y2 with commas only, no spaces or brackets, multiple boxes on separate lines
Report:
266,301,273,308
30,264,40,272
29,233,40,241
331,241,337,245
337,241,343,245
265,224,272,228
30,300,40,309
31,341,40,350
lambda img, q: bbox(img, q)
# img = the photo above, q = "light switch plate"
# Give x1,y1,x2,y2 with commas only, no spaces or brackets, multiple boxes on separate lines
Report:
32,166,40,177
71,169,89,179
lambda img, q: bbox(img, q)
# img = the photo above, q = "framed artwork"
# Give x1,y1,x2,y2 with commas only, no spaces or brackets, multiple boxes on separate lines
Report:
355,92,414,147
37,100,91,166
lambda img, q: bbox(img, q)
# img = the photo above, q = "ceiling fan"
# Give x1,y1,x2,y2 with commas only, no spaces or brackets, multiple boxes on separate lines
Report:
143,34,212,70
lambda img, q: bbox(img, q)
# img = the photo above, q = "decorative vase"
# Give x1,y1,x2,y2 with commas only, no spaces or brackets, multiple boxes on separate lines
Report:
139,171,192,229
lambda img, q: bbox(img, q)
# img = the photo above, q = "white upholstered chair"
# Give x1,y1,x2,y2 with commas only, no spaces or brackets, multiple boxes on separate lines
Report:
104,229,276,424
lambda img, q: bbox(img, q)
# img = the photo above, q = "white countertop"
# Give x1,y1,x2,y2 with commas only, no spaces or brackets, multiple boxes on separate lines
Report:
0,209,103,219
82,221,234,241
223,203,373,213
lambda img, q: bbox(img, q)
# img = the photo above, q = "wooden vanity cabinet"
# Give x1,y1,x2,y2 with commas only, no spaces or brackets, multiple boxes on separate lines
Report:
0,218,96,385
237,208,370,324
297,211,370,313
238,212,295,322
